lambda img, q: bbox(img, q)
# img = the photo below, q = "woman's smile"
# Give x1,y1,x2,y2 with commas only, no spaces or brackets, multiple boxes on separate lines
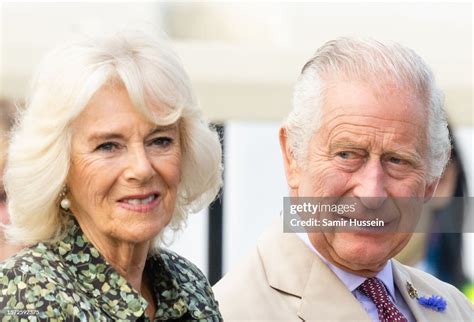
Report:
117,192,161,213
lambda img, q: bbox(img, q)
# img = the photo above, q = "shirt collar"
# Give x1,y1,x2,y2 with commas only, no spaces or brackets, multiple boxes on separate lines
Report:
297,232,397,302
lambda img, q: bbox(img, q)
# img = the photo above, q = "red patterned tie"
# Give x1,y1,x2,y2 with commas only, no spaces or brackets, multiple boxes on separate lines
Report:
357,277,408,322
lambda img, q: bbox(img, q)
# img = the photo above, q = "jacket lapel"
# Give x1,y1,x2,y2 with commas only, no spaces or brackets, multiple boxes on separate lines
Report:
297,257,370,321
258,218,370,321
258,218,314,296
392,259,452,321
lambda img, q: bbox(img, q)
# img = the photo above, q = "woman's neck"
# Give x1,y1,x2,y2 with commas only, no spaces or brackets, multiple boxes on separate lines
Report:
76,216,151,292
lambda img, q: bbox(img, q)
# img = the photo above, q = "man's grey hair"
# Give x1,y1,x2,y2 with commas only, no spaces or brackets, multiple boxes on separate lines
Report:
284,37,450,182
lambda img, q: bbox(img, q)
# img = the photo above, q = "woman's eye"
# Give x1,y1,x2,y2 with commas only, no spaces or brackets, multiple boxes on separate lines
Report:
96,142,120,152
150,137,173,148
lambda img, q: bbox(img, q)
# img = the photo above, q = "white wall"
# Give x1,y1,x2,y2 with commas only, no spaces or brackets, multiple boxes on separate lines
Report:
223,122,288,272
168,209,209,275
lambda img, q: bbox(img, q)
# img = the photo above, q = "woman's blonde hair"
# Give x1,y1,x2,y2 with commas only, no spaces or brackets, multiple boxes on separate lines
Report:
4,31,222,249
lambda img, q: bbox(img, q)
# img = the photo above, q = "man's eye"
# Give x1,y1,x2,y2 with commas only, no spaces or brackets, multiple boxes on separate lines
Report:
337,151,356,159
150,137,173,148
388,156,410,166
384,155,413,168
96,142,120,152
389,157,402,164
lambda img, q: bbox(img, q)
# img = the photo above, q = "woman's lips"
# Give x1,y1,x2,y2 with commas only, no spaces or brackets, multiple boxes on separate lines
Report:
117,193,160,213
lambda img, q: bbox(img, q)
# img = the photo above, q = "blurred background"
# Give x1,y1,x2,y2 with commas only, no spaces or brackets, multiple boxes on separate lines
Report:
1,1,472,293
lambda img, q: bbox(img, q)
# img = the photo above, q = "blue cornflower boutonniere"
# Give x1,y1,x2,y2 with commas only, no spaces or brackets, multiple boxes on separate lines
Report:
417,295,447,311
406,281,447,312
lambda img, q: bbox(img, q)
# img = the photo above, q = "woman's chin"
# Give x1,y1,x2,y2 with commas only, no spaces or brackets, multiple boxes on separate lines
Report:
109,223,163,245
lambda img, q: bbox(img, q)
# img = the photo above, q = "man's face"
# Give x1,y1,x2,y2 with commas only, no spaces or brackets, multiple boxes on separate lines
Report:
281,80,438,276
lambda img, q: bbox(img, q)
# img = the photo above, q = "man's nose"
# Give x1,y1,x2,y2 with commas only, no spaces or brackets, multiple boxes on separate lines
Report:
124,146,155,183
353,158,387,209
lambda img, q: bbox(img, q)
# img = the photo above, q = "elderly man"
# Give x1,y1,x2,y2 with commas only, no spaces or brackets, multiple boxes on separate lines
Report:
214,38,473,321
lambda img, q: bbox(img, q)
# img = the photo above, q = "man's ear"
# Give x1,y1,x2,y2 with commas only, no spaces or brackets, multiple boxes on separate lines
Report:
279,127,301,190
424,178,439,202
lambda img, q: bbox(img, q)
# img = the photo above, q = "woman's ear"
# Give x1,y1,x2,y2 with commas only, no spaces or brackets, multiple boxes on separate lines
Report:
279,127,301,191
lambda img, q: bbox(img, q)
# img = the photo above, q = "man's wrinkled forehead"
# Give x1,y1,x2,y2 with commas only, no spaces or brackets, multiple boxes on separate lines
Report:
320,75,428,118
314,79,430,149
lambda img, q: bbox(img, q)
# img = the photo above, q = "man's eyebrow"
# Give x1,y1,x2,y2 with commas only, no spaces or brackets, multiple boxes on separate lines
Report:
329,140,422,162
87,124,178,142
330,141,368,150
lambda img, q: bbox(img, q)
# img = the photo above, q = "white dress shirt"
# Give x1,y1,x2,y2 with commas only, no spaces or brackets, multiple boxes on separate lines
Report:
297,233,415,322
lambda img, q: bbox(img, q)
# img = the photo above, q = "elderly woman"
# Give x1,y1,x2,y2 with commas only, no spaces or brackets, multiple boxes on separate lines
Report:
0,32,222,321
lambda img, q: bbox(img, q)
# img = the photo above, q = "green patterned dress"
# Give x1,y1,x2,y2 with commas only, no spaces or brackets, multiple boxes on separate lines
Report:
0,218,222,321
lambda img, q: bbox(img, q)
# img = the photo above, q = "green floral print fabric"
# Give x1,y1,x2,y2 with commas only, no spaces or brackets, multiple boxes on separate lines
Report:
0,217,221,321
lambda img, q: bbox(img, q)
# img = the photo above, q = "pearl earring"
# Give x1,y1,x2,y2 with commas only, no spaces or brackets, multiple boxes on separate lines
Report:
60,198,71,210
59,186,71,210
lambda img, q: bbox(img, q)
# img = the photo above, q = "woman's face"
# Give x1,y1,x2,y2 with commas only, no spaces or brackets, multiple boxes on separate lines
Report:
68,84,181,246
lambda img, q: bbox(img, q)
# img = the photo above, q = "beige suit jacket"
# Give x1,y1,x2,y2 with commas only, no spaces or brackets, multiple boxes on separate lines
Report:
214,218,473,321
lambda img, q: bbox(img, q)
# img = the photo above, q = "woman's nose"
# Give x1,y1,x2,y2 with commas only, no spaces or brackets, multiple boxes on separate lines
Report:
124,146,155,184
